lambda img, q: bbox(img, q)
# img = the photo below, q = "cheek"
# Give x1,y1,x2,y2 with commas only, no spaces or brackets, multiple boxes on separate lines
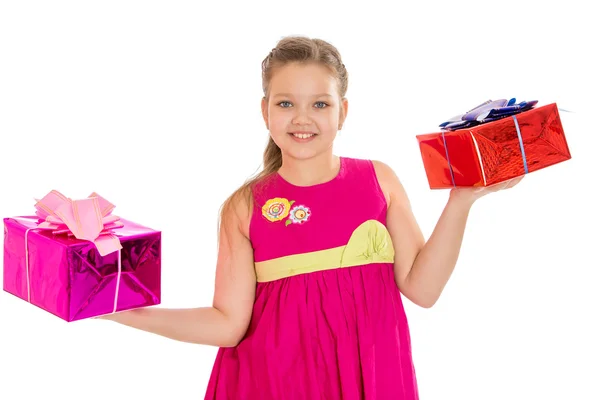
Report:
315,111,339,130
268,111,288,131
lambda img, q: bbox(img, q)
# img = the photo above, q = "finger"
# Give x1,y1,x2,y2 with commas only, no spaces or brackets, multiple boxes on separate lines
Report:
493,181,511,191
494,176,522,190
506,176,524,188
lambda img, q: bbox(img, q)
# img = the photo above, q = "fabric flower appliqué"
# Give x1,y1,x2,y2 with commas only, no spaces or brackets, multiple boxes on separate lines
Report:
262,198,292,222
286,205,311,226
262,198,311,226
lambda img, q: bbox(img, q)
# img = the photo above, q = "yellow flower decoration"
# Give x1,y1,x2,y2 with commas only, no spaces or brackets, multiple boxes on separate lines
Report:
262,198,293,222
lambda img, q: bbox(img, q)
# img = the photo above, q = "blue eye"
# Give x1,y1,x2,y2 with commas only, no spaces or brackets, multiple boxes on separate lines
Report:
277,101,329,109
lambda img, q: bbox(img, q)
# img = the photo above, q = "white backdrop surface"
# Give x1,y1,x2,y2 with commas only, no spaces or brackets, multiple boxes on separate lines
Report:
1,1,598,399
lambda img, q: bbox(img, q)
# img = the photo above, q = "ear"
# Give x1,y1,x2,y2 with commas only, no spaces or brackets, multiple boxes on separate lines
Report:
261,97,269,130
338,97,349,130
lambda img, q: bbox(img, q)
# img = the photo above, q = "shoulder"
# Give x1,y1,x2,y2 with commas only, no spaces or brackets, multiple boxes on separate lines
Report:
371,159,396,181
340,157,404,206
370,160,409,208
220,183,256,240
343,156,396,180
226,173,280,239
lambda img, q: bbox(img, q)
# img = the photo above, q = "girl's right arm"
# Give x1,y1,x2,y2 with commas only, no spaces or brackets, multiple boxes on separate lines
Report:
99,196,257,348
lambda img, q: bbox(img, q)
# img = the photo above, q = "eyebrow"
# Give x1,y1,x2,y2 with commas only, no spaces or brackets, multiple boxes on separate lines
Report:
272,93,334,98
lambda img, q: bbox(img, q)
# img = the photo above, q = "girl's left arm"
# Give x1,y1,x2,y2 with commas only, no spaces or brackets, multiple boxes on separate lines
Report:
372,160,521,308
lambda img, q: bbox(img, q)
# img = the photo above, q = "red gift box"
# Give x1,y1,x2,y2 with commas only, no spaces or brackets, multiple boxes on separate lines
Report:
416,103,571,189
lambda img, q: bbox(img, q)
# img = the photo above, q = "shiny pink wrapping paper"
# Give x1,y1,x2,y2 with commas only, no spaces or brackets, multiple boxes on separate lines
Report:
3,216,161,321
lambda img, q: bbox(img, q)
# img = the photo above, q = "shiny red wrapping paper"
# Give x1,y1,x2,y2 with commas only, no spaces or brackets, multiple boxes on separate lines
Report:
416,103,571,189
3,216,161,321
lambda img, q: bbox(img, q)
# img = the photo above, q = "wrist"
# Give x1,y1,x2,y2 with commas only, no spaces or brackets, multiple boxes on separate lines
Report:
448,188,478,209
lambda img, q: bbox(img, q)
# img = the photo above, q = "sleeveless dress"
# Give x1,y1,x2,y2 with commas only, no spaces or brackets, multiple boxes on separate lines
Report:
204,157,419,399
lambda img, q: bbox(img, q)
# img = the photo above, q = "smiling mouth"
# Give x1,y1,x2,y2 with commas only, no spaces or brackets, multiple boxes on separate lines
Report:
289,132,317,139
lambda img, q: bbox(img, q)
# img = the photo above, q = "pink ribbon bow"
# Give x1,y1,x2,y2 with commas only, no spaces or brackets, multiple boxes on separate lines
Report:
34,190,123,256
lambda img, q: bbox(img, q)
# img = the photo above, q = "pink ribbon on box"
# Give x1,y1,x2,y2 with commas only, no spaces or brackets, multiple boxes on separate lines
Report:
22,190,125,314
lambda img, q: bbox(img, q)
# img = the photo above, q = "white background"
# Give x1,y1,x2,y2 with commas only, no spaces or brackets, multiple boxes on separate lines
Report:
1,1,598,399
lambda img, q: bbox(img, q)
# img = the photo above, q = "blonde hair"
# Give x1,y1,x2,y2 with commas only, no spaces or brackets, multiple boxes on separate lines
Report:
219,36,349,233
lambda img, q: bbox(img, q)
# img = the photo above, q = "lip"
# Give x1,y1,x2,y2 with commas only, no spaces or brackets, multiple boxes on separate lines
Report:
288,131,317,142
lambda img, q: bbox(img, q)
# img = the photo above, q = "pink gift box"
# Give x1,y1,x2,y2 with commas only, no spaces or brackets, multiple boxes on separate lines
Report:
2,192,161,322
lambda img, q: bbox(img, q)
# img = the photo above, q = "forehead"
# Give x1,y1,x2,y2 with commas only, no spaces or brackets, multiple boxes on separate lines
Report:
269,62,338,98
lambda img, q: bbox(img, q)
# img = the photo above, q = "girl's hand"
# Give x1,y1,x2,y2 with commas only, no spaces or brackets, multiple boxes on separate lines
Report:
93,309,137,322
449,176,524,206
93,312,121,321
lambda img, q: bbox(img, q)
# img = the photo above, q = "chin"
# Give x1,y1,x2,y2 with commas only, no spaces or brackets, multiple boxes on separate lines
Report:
273,132,336,161
282,148,319,160
282,146,334,161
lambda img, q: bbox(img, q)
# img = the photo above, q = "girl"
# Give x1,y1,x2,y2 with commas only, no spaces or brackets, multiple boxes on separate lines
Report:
101,36,521,399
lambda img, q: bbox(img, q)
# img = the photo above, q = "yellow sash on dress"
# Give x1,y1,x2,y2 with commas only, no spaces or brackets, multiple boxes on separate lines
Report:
255,220,395,282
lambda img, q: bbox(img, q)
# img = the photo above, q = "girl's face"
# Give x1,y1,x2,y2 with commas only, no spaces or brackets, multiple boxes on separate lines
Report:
262,62,348,161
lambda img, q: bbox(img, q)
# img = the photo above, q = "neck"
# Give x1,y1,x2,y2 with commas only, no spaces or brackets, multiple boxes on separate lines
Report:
278,152,340,187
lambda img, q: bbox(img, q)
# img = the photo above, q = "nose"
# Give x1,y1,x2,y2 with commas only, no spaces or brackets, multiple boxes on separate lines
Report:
291,106,312,125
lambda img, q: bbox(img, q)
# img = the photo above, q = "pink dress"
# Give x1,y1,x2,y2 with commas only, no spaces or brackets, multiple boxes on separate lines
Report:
205,157,419,399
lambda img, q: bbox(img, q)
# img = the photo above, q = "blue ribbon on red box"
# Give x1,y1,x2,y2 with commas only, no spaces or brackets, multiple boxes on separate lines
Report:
440,98,535,187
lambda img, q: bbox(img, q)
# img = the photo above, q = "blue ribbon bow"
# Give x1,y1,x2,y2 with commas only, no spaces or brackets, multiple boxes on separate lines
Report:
440,98,535,187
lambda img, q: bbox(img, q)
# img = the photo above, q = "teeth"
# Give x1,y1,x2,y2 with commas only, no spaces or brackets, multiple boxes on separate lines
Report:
292,133,315,139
